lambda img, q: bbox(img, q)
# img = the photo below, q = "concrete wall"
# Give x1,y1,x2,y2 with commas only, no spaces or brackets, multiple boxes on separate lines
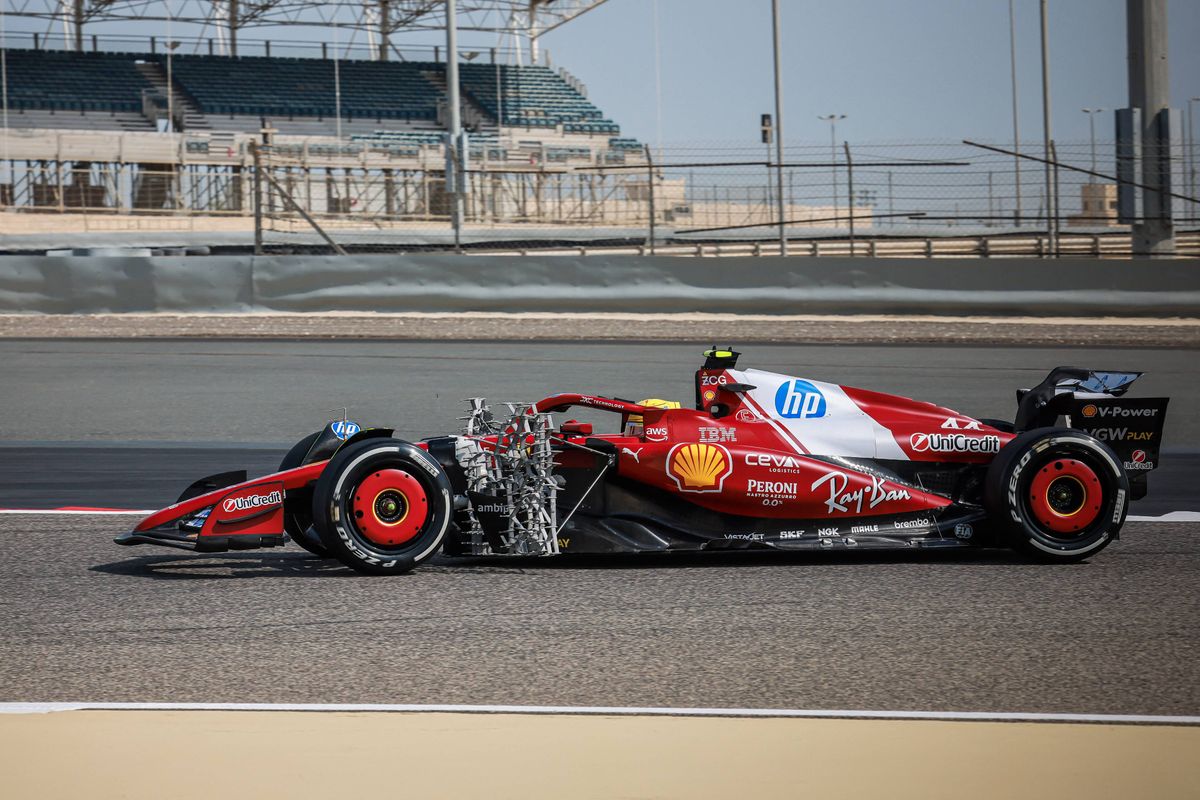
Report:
0,255,1196,316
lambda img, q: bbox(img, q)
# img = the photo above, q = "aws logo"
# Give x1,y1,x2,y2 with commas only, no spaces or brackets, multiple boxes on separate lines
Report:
667,443,732,493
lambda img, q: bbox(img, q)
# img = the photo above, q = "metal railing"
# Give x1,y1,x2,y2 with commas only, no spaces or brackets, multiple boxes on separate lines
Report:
3,136,1197,257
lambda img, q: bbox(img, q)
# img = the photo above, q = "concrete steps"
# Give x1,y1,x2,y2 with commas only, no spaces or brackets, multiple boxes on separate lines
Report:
133,62,212,132
422,70,498,136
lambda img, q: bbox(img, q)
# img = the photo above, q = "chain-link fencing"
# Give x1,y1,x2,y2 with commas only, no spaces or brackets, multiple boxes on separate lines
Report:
2,134,1197,256
251,137,1199,256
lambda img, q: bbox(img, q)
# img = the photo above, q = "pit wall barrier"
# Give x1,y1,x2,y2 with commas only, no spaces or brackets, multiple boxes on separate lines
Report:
0,256,1196,317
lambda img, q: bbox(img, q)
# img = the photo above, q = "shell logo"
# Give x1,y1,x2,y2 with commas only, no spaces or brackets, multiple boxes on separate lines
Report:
667,442,732,493
1081,404,1098,418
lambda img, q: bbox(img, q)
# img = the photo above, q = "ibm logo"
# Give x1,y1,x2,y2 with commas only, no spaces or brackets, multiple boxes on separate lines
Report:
774,380,827,419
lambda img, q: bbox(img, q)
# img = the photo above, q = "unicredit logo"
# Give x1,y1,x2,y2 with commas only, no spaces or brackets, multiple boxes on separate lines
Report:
910,433,1001,454
223,490,282,513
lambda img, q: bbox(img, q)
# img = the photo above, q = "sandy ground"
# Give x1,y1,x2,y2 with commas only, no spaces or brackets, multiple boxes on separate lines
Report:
1,311,1197,346
0,710,1195,799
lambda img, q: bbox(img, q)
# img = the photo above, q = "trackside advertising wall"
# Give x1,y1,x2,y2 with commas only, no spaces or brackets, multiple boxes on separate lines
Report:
0,256,1196,316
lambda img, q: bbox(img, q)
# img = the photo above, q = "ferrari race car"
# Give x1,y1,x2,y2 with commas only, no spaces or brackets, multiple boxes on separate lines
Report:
116,349,1169,573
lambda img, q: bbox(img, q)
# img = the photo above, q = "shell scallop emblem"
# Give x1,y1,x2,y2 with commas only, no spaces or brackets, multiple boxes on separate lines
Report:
667,443,732,493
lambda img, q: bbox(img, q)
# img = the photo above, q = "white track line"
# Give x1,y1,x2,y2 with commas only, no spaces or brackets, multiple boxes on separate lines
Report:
1,509,1196,522
0,509,152,515
1128,511,1200,522
0,702,1196,725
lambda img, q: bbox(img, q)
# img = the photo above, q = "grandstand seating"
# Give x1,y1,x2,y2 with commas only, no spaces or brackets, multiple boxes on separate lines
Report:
166,55,443,122
1,49,154,113
457,63,619,134
1,48,629,141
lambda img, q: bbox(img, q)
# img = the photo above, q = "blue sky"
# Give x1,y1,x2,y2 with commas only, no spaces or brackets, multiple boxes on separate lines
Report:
538,0,1200,146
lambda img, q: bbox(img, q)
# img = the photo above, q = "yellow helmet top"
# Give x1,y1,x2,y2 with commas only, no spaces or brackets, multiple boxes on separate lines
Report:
627,398,681,426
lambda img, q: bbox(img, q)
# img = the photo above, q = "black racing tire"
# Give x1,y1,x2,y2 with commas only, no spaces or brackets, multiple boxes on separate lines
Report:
984,427,1128,563
311,438,453,575
279,431,329,557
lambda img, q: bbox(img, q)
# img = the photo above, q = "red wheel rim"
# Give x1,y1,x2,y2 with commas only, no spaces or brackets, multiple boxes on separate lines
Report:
350,468,428,547
1028,458,1102,534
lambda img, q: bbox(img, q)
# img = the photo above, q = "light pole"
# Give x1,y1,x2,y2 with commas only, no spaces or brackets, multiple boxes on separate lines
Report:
495,55,503,145
1039,0,1055,254
770,0,787,254
818,114,845,226
445,0,463,250
166,41,179,133
2,3,9,203
1008,0,1022,225
332,24,342,141
1189,97,1199,204
165,1,176,134
1082,107,1105,174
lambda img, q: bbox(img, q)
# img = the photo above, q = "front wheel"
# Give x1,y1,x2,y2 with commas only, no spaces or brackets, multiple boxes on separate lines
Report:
279,431,329,557
984,428,1128,562
312,438,453,575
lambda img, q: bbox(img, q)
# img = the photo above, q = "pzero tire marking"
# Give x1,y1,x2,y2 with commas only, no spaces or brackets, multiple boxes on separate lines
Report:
985,428,1128,562
314,440,452,575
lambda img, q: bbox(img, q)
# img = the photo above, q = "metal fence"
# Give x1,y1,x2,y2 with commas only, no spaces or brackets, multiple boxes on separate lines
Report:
2,136,1198,257
252,139,1199,256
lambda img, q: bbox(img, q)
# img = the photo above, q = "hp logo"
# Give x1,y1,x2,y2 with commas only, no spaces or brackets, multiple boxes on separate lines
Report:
331,420,361,440
774,380,827,419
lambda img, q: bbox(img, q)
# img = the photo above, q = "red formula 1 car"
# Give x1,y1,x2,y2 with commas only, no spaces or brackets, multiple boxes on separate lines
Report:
116,349,1169,573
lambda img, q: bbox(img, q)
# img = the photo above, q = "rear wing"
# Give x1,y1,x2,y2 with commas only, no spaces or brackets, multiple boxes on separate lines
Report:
1015,367,1168,498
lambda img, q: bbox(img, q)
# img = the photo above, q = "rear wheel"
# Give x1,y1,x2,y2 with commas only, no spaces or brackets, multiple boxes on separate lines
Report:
279,431,329,557
312,438,452,575
984,428,1128,562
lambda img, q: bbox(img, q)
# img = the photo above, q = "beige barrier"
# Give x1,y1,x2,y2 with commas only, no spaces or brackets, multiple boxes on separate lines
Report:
1,709,1197,799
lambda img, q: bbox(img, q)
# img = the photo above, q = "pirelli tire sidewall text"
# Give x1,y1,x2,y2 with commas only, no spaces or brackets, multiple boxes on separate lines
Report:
312,438,453,575
984,427,1128,562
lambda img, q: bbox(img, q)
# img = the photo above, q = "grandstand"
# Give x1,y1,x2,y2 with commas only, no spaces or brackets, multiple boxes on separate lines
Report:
0,1,876,252
0,24,659,241
1,47,625,143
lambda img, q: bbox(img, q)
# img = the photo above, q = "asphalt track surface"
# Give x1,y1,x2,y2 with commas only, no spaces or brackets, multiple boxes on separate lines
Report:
0,514,1196,713
0,340,1197,714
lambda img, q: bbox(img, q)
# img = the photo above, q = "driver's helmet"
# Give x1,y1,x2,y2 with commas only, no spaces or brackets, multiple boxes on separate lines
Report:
625,398,681,436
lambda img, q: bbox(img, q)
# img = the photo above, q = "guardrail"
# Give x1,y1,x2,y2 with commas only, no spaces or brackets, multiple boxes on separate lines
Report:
479,232,1200,259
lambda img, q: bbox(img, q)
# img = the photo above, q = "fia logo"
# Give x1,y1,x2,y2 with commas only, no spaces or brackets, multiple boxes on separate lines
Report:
774,380,827,419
